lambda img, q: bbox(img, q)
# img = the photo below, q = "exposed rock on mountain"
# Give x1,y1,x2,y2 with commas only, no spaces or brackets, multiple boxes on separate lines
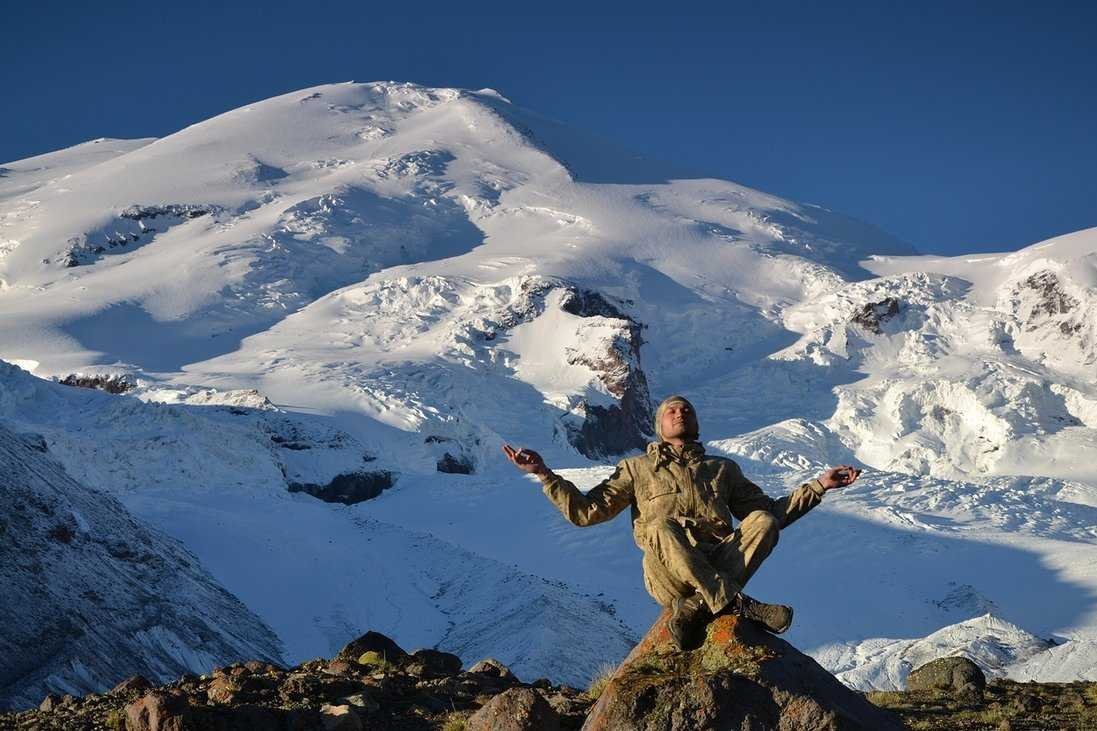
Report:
287,470,395,504
0,422,283,711
56,204,216,267
56,372,136,394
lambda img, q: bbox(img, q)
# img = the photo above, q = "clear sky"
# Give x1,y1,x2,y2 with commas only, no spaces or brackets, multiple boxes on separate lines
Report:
4,1,1094,255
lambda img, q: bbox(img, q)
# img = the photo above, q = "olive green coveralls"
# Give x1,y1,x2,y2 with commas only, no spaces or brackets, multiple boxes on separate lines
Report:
538,441,826,613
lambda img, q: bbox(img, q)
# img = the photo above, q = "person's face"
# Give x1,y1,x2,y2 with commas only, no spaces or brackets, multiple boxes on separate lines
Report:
660,401,699,441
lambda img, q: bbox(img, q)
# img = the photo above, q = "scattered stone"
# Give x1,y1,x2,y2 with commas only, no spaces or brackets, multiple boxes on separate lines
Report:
337,631,409,663
320,703,364,731
907,656,986,696
407,648,463,678
110,675,153,696
206,676,242,704
340,692,380,712
125,690,191,731
468,687,561,731
243,659,279,674
38,693,60,712
324,659,356,676
468,658,517,682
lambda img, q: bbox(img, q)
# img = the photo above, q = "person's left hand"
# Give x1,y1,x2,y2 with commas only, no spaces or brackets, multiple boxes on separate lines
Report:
818,464,863,491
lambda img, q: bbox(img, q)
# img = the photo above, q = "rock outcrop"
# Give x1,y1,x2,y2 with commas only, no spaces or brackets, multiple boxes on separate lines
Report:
584,611,902,731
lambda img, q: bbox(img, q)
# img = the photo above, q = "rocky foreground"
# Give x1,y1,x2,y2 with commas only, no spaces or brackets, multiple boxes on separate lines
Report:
4,620,1097,730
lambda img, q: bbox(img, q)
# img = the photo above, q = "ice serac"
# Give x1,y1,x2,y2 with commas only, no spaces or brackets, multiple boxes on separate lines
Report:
0,422,283,711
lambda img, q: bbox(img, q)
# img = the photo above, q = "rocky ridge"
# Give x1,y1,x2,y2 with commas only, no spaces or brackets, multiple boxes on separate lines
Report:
1,631,590,731
7,622,1097,730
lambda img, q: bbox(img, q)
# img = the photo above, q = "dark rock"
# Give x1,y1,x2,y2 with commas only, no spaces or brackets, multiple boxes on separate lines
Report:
406,648,463,678
339,691,380,713
436,452,474,474
110,675,153,696
907,656,987,696
336,631,409,663
584,611,902,730
288,471,394,505
468,658,518,682
852,297,900,334
48,521,77,543
1023,271,1078,318
125,690,192,731
243,660,280,674
468,687,560,731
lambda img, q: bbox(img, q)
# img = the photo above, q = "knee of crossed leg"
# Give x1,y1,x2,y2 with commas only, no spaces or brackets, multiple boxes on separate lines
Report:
741,510,780,546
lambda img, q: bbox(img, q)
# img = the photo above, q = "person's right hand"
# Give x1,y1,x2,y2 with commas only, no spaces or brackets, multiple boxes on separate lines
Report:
502,444,549,476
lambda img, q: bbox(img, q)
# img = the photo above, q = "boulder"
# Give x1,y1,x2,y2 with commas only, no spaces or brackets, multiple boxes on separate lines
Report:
583,611,902,731
324,660,356,676
407,648,463,678
320,703,364,731
467,658,517,682
110,675,153,696
336,631,408,663
125,690,192,731
907,656,986,696
206,676,242,705
468,687,561,731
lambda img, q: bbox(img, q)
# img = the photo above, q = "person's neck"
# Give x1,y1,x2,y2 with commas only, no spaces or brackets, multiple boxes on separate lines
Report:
663,437,697,448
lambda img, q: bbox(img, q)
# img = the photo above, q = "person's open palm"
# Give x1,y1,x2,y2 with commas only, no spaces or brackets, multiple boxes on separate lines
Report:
502,444,548,475
819,464,862,490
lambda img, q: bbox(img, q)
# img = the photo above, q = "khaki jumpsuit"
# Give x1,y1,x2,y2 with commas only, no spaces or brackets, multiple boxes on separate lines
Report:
539,441,826,613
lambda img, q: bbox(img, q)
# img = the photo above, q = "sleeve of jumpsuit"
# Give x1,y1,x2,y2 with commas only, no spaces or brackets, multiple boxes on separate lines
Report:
725,460,826,529
538,460,635,527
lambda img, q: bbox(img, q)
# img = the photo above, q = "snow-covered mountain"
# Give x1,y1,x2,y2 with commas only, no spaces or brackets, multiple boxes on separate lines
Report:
1,81,1095,705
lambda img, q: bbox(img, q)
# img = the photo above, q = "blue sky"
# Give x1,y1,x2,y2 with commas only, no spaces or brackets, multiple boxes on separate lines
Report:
4,1,1094,255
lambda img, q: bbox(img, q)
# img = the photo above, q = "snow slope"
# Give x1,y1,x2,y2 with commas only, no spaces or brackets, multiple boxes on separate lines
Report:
1,81,1095,699
0,416,282,710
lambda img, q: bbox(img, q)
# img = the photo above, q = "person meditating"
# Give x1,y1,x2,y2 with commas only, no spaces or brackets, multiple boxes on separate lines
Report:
502,394,862,650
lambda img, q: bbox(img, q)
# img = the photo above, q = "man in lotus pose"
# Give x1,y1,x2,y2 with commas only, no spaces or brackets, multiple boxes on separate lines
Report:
503,395,861,650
